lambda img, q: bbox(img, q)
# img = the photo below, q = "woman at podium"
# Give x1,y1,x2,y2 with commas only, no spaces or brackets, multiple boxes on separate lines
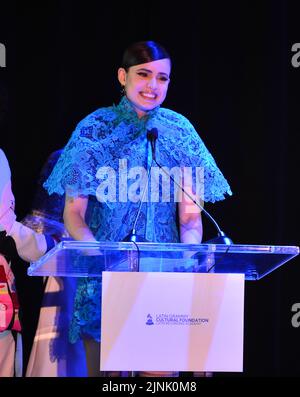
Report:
43,41,232,376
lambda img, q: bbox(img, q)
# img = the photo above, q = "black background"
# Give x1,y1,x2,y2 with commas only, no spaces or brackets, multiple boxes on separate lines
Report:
0,0,299,377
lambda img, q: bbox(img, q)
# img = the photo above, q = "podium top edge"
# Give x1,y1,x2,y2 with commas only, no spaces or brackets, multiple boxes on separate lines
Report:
56,240,300,254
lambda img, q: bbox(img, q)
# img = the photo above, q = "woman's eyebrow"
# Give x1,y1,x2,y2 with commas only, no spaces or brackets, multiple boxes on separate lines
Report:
136,68,169,77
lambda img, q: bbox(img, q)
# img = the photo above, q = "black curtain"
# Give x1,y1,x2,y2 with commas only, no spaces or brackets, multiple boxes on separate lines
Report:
0,0,299,376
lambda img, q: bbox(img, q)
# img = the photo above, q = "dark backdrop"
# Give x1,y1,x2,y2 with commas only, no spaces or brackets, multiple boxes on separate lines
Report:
0,0,299,376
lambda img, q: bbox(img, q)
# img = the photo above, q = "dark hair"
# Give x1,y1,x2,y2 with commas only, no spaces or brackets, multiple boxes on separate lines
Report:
121,41,171,70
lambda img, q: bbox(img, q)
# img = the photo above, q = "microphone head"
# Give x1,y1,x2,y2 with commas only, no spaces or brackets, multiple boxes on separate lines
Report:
204,234,233,245
122,230,149,242
147,128,158,142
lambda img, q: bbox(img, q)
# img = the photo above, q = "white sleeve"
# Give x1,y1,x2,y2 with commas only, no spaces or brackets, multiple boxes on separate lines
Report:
0,148,12,195
7,221,47,262
0,149,16,232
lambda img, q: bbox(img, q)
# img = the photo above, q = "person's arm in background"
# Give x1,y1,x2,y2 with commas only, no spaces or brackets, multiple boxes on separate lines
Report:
0,148,55,262
63,194,97,242
7,222,54,262
0,148,16,233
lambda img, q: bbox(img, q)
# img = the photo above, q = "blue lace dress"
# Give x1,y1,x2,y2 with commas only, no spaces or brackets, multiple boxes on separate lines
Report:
44,96,232,343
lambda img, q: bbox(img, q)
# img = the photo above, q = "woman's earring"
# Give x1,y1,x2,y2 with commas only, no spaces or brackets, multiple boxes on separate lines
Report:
120,85,126,97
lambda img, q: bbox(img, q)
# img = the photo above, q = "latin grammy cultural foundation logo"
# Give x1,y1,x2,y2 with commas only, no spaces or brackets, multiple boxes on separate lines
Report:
146,313,154,325
145,312,209,326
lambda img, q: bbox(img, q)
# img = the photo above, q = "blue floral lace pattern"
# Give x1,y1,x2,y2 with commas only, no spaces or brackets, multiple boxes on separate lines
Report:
44,96,232,343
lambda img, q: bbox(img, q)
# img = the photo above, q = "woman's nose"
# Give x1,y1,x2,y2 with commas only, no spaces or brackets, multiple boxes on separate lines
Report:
147,77,157,89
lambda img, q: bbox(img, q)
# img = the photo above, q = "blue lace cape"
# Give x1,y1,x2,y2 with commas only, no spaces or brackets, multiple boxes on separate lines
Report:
44,96,232,342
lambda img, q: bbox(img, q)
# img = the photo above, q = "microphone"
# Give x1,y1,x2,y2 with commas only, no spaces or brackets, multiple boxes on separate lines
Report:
147,128,158,161
147,128,232,245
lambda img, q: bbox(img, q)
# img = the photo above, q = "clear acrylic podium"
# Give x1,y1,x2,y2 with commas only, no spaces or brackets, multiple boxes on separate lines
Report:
28,240,299,280
27,241,299,373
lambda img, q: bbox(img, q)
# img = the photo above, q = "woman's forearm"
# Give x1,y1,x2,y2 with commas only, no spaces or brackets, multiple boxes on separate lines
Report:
64,208,96,242
180,216,203,244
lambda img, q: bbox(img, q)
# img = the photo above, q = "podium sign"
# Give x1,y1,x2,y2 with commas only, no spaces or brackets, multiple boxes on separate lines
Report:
100,272,244,372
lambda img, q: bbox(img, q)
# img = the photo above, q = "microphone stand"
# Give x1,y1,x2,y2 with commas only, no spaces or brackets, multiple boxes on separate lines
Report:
147,128,232,245
122,146,154,281
122,155,152,243
153,159,233,245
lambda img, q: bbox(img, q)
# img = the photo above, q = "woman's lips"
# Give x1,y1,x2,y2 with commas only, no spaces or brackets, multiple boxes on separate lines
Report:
140,92,157,100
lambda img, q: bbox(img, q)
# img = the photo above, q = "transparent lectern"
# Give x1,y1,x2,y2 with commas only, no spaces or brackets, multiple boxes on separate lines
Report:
28,240,299,280
28,241,299,373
